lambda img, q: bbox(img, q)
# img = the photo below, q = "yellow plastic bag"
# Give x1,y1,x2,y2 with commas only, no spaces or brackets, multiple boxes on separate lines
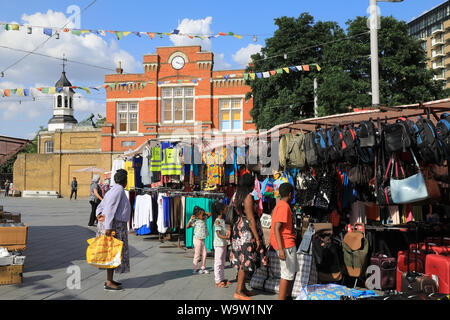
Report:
86,234,123,269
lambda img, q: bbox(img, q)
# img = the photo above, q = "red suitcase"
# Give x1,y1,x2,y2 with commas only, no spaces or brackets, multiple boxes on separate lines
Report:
410,243,450,255
425,237,450,246
425,253,450,294
396,250,426,292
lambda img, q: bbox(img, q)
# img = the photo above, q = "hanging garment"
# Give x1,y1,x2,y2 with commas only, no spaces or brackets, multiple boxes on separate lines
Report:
124,160,135,190
161,143,182,176
150,145,162,172
405,204,413,222
388,206,400,225
185,197,214,252
180,196,186,229
133,156,143,189
365,202,380,221
132,194,153,230
202,147,226,190
350,201,367,225
251,177,263,216
157,193,168,233
141,146,151,186
111,159,125,187
412,205,423,222
163,196,171,229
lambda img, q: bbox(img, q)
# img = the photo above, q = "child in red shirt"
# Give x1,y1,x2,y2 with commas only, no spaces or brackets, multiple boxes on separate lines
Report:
270,183,297,300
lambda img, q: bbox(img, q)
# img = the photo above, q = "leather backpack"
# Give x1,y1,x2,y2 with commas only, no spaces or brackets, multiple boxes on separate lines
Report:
343,223,369,278
315,129,328,163
413,116,445,165
305,131,320,167
357,120,376,147
279,133,293,169
286,131,306,168
327,126,343,162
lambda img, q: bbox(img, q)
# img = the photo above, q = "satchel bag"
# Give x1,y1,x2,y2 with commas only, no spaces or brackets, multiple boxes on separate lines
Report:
390,150,429,204
422,166,441,200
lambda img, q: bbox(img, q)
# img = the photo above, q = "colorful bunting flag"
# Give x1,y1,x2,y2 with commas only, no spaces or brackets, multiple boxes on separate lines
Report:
283,67,290,74
11,24,19,31
302,65,310,71
4,89,10,96
315,64,321,71
72,30,81,36
43,28,53,36
262,72,270,78
115,31,123,40
270,70,277,76
295,66,303,71
256,73,262,79
276,69,283,74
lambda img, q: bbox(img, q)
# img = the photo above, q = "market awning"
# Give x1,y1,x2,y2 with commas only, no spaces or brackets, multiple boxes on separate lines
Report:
122,98,450,156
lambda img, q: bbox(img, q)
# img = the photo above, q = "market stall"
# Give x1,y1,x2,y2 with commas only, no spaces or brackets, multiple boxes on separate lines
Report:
109,98,450,299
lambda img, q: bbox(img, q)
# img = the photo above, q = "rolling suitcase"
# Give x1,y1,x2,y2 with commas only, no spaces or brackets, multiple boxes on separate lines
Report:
425,237,450,246
396,250,426,292
425,253,450,294
400,241,437,294
409,242,450,255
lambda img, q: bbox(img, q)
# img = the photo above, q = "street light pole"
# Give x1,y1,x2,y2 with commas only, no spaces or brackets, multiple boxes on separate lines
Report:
370,0,380,107
369,0,403,108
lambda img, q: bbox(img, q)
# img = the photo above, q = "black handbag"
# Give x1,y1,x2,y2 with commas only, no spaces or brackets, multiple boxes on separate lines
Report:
377,156,394,206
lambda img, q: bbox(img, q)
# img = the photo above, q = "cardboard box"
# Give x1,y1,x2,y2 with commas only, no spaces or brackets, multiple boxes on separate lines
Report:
0,265,23,285
0,225,28,250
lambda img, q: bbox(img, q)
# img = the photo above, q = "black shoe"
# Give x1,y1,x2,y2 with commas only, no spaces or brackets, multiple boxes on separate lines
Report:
104,285,123,291
104,281,122,286
88,224,94,226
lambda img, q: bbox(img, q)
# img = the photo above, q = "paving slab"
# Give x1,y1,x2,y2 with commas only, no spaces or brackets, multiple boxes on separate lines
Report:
0,197,278,300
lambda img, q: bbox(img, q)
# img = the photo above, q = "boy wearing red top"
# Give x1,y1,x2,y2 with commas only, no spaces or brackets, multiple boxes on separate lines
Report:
270,183,297,300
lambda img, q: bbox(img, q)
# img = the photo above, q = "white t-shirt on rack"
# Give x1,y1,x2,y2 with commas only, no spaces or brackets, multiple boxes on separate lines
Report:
157,193,168,233
133,194,153,230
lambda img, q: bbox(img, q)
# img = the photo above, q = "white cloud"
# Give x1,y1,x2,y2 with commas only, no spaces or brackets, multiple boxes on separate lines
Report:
169,16,213,51
0,10,138,137
213,53,231,70
232,43,263,67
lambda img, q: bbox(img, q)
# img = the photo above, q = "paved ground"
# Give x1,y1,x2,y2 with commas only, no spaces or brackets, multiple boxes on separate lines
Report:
0,196,278,300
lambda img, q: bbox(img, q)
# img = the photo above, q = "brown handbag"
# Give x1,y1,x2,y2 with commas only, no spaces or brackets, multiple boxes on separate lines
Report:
423,167,442,200
431,160,449,183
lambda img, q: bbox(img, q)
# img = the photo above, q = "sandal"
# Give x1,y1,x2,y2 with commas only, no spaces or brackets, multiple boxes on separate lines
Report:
222,280,232,286
216,282,228,288
234,292,252,300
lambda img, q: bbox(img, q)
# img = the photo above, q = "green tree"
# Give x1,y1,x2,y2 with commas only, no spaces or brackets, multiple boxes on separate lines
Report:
247,13,345,130
318,16,448,115
249,14,449,129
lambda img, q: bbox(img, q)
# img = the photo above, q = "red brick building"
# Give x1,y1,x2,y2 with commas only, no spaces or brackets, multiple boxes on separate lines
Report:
101,45,256,153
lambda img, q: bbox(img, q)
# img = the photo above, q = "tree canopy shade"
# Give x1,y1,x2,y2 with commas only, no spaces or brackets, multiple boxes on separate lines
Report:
247,14,449,129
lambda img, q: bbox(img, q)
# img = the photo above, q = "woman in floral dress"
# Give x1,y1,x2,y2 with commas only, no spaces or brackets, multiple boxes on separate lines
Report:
229,173,268,300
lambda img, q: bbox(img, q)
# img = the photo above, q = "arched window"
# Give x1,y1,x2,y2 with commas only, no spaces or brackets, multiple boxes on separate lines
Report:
69,97,72,108
57,95,62,107
64,96,68,108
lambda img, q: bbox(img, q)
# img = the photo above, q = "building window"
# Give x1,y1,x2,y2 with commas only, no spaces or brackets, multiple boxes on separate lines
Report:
45,141,54,154
219,99,243,131
57,95,62,107
117,102,138,134
69,97,72,108
64,96,68,108
161,87,194,123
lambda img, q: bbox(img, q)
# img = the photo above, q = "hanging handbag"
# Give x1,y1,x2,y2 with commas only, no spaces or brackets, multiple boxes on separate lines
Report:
422,166,442,201
377,156,394,206
390,150,429,204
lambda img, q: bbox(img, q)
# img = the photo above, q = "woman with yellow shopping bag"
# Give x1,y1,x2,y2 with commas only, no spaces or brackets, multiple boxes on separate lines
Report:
94,169,131,291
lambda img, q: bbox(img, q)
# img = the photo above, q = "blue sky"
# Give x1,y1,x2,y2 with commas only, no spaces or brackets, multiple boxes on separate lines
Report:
0,0,446,139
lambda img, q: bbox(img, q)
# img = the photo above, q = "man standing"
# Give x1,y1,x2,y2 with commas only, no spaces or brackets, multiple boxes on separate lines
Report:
70,177,78,200
4,180,9,197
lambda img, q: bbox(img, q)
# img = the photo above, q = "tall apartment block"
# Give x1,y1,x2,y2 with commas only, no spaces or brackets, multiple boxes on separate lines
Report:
408,1,450,88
